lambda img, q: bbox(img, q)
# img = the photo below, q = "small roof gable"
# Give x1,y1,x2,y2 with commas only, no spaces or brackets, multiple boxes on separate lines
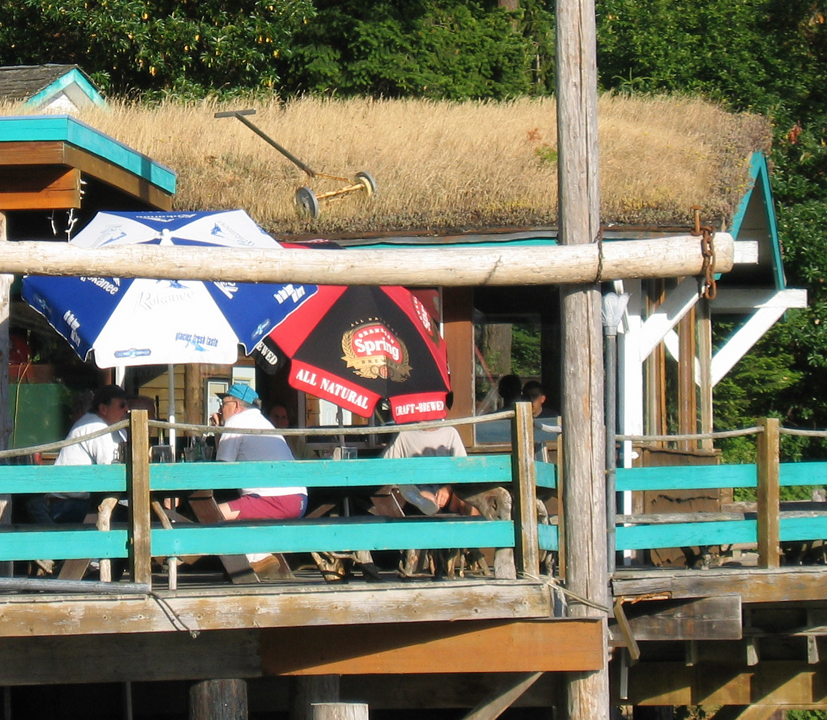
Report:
0,65,105,110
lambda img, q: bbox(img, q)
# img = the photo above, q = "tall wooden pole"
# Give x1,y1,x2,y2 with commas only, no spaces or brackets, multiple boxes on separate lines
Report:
556,0,610,718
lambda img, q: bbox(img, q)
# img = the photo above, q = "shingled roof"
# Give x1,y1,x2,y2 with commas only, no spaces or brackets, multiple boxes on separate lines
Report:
0,65,104,111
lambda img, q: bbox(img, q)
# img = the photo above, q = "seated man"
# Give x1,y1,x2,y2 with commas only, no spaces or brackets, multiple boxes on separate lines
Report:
382,424,479,516
212,384,307,577
26,385,129,525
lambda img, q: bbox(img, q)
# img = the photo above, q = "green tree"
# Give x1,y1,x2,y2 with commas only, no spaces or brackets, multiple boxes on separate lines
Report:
0,0,314,96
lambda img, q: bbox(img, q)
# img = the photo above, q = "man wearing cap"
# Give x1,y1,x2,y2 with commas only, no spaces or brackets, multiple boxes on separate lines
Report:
212,384,307,574
26,385,129,525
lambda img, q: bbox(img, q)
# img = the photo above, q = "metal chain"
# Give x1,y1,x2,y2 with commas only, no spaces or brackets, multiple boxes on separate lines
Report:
691,207,717,300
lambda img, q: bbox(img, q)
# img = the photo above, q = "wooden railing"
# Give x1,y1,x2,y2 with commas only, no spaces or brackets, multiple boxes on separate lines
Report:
2,412,826,590
0,404,552,589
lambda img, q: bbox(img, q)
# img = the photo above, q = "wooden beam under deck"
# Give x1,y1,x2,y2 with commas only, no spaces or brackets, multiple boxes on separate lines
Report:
612,566,827,604
0,619,603,685
613,660,827,707
0,580,554,638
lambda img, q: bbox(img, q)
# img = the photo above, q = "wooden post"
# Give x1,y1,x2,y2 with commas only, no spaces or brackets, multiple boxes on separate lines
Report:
0,213,12,578
556,0,610,717
127,409,152,587
757,417,780,569
290,676,341,720
512,401,539,577
189,679,248,720
677,307,697,452
697,299,714,451
310,703,367,720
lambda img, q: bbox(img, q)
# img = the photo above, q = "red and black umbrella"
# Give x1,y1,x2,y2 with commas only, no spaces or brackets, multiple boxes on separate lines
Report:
258,285,451,423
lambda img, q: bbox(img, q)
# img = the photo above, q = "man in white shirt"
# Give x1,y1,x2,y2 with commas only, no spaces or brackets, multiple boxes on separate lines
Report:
26,385,129,524
213,384,307,521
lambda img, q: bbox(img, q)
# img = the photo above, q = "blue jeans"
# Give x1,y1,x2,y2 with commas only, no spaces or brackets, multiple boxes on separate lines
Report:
26,495,90,524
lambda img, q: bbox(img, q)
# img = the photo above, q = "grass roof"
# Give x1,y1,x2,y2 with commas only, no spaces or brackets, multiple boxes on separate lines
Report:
4,95,772,237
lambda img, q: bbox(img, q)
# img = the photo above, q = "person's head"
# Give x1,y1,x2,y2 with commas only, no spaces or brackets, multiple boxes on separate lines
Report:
92,385,129,425
521,380,547,418
217,384,259,422
268,403,290,429
127,395,157,421
497,374,522,408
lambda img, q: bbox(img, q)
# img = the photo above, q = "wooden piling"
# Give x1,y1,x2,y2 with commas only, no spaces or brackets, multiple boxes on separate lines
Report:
189,679,248,720
0,213,11,578
310,703,367,720
289,676,341,720
556,0,611,716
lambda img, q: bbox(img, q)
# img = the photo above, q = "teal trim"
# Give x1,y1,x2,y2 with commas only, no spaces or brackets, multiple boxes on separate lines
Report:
617,520,757,550
149,455,513,491
24,68,106,110
0,115,176,193
616,463,757,492
729,152,785,290
535,462,557,489
151,518,514,556
780,515,827,542
537,523,558,551
364,238,558,250
779,462,827,487
0,463,125,494
0,528,127,561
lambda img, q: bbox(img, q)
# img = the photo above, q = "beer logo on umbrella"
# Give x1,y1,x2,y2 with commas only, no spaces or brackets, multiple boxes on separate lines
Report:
342,321,412,382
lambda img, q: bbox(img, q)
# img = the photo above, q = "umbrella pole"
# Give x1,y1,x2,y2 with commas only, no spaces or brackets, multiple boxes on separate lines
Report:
168,365,176,460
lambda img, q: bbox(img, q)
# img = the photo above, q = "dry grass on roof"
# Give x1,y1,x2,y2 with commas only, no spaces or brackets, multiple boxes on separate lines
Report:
3,95,771,236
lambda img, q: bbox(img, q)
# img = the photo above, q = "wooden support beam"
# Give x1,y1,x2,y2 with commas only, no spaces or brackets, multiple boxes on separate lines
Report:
0,166,81,209
0,234,735,287
512,402,539,578
608,597,742,644
462,672,543,720
127,409,152,587
260,620,604,675
757,418,781,569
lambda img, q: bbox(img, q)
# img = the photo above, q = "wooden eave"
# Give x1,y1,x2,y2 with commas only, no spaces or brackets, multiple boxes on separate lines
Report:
0,115,175,212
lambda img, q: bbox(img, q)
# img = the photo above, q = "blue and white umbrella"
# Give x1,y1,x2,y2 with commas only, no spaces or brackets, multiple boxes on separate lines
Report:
22,209,315,368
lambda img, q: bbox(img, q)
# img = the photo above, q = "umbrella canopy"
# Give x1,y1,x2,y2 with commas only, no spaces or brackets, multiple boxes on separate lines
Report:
22,210,316,368
261,285,451,423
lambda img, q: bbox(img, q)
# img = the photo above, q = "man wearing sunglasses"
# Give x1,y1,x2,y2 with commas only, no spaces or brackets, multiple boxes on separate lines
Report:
26,384,129,526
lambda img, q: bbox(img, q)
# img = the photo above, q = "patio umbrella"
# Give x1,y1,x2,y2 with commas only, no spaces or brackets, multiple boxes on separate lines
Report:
22,210,316,368
258,285,451,423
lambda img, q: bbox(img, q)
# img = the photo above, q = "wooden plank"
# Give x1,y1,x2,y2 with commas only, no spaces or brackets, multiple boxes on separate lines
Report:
0,582,554,637
512,402,539,577
0,463,126,494
780,461,827,487
535,461,557,489
0,141,67,165
127,410,152,586
150,456,515,491
0,234,735,287
0,166,80,209
614,660,827,707
616,520,756,550
616,463,756,492
0,630,262,685
757,418,781,569
611,566,827,603
0,526,127,561
260,620,604,674
637,277,700,363
537,524,559,551
150,518,515,557
780,515,827,541
608,597,742,643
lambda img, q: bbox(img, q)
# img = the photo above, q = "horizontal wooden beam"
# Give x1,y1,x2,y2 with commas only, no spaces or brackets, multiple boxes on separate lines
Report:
609,596,742,643
0,581,553,638
0,233,735,286
611,566,827,604
612,660,827,707
0,166,80,209
261,619,604,674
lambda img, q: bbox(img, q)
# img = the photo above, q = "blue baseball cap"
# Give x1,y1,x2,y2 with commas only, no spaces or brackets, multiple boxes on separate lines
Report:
218,383,259,405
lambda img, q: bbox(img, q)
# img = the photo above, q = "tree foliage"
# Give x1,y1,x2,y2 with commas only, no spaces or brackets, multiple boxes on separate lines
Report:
0,0,314,96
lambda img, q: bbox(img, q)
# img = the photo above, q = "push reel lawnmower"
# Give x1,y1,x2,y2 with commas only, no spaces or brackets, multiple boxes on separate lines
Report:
215,109,377,220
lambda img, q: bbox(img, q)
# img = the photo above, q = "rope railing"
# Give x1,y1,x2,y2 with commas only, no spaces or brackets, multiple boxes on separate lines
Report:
616,426,763,443
0,419,130,460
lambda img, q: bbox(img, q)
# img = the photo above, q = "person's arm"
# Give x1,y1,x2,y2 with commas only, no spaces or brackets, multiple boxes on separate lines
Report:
435,485,480,516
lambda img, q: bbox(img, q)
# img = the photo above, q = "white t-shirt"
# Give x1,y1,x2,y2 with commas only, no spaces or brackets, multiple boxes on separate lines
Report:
216,408,305,498
54,412,125,498
382,425,467,459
